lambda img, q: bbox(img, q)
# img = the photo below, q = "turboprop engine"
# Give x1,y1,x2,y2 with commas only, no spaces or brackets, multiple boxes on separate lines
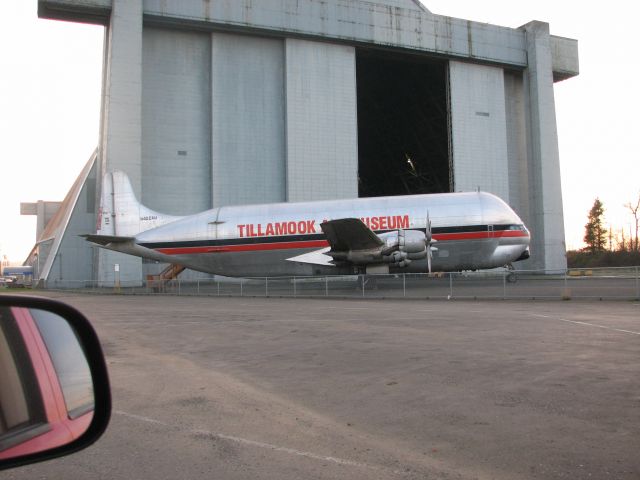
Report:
327,227,437,271
379,229,428,267
321,215,438,273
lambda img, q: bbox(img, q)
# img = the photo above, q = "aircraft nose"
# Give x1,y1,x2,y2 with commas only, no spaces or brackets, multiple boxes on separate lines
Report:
516,248,530,261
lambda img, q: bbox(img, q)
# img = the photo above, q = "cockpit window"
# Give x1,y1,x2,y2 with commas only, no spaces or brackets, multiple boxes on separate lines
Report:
495,224,526,231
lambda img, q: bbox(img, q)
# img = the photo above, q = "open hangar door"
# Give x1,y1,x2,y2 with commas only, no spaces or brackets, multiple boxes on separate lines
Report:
356,49,451,198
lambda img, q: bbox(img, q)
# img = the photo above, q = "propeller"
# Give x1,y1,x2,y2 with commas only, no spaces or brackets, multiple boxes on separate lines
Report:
425,212,437,274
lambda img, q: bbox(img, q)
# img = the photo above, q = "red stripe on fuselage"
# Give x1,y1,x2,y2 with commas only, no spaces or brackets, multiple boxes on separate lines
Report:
156,240,329,255
152,230,528,256
433,230,529,241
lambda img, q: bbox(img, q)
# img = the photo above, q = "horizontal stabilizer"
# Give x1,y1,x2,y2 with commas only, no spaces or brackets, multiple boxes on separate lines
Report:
321,218,384,252
286,247,335,266
81,234,134,246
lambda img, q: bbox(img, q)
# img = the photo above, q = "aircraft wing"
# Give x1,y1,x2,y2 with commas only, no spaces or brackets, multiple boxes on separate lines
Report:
286,219,384,267
286,247,334,266
320,218,384,251
81,234,135,246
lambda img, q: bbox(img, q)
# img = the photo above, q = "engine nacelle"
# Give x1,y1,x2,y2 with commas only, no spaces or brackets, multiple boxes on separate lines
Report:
377,229,428,266
330,229,428,268
399,229,428,257
382,250,411,267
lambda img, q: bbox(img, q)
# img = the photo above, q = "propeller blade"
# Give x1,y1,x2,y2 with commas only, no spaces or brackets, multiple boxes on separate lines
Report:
425,212,433,273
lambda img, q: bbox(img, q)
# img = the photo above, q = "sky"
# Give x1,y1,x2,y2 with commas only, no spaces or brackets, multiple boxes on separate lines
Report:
1,1,639,263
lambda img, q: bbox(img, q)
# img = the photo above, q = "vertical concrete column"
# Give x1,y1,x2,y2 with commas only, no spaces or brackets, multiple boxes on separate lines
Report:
36,201,47,240
284,39,358,202
97,0,143,286
522,21,567,271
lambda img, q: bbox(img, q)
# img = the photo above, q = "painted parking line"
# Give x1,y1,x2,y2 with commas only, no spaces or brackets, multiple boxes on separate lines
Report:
115,410,405,476
530,313,640,335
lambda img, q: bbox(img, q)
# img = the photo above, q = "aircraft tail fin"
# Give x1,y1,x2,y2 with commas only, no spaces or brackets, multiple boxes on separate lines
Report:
97,170,183,237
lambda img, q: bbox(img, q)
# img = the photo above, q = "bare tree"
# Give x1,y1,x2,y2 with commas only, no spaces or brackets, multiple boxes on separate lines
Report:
625,194,640,251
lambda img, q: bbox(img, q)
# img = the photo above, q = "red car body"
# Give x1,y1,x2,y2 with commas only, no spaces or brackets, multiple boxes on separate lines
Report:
0,307,93,459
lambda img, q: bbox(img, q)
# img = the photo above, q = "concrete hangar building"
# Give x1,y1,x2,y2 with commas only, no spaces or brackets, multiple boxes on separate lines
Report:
31,0,578,286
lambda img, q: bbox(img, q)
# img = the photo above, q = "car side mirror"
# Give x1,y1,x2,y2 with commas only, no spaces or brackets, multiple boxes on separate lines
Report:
0,295,111,470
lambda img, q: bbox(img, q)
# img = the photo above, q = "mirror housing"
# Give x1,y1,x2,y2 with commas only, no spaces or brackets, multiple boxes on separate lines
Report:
0,295,111,470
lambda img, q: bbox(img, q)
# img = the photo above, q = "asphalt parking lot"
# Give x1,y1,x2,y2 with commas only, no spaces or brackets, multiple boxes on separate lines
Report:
6,294,640,479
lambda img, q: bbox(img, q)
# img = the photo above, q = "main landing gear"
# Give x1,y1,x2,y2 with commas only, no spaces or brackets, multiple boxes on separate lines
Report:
506,263,517,283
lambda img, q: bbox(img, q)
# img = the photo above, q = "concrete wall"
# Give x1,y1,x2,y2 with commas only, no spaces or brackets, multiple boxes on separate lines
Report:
211,33,286,207
40,0,578,77
449,61,509,202
285,39,358,201
550,36,580,81
135,0,529,67
23,154,99,286
142,28,212,215
48,163,98,286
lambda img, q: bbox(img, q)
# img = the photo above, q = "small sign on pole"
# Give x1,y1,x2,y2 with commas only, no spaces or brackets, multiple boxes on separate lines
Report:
114,264,121,292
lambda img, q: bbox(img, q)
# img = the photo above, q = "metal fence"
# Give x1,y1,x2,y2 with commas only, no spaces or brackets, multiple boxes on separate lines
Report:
41,267,640,300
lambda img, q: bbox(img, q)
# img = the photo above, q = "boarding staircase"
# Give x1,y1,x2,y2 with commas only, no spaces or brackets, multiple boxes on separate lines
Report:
146,263,186,292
